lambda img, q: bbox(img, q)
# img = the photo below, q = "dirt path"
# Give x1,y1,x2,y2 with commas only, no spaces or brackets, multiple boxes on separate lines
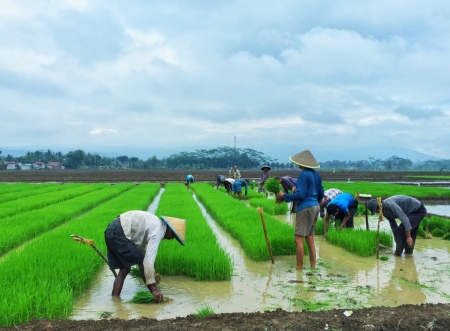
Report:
2,304,449,330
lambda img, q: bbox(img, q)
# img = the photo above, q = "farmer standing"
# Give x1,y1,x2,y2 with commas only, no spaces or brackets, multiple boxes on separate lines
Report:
258,165,271,193
104,211,186,302
367,195,427,256
276,150,324,271
232,165,241,179
324,192,358,235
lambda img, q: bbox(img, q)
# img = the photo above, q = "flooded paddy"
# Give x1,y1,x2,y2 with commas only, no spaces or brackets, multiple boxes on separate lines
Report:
71,194,450,321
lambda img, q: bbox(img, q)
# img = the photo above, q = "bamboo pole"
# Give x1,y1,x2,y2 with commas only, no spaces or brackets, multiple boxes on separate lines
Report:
257,207,274,264
375,197,383,259
71,234,118,277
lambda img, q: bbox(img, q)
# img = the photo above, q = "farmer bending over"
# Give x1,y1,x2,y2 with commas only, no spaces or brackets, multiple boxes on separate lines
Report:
232,178,248,200
324,192,358,235
104,211,186,302
367,195,427,256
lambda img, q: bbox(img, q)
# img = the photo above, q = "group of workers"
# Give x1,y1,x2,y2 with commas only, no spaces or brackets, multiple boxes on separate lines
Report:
102,149,428,302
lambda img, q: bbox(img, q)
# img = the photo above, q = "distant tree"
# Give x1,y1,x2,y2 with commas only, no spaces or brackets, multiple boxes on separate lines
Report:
64,149,86,169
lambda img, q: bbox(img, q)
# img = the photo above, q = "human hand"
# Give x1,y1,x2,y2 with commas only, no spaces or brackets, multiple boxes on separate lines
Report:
406,236,413,247
151,289,164,303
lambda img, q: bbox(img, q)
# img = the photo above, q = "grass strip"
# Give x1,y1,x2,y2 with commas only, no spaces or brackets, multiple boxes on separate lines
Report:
191,183,296,261
0,183,160,327
155,183,233,281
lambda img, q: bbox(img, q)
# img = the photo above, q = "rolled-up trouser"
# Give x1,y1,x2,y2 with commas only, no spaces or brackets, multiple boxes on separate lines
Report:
388,204,427,255
104,217,144,270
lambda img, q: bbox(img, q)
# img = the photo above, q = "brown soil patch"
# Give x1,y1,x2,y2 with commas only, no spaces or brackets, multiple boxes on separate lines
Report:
2,304,449,331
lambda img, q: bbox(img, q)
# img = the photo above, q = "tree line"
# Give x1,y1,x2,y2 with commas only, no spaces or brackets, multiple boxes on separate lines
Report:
0,148,449,171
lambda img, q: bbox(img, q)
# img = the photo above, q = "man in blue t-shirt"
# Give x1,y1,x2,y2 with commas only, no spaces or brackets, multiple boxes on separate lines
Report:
324,192,358,236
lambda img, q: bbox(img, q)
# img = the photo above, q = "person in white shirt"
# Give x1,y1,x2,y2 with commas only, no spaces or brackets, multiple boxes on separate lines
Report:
104,211,186,302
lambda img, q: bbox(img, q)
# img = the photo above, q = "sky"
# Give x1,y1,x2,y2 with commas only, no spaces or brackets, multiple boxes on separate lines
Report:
1,0,450,163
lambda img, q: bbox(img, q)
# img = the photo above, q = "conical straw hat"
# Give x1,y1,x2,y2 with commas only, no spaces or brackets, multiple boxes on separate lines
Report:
160,216,186,245
289,149,320,169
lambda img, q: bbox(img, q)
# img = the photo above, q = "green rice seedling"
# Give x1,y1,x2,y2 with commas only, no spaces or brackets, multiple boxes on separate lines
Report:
322,181,450,198
130,290,155,303
0,183,129,256
326,228,393,257
249,198,288,215
443,233,450,240
155,183,233,281
431,228,445,237
195,304,215,317
0,183,107,218
380,255,389,261
264,178,281,195
191,184,297,261
315,219,324,235
0,183,161,327
0,183,78,204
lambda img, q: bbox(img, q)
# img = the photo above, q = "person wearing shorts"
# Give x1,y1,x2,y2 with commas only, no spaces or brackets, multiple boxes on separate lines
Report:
232,179,248,200
104,211,186,302
276,150,324,271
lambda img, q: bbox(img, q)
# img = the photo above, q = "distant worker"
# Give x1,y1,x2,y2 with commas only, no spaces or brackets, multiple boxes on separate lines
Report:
232,178,248,200
258,165,271,193
104,210,186,302
367,195,427,256
275,176,298,213
216,175,235,194
186,174,194,187
319,188,343,218
232,166,241,179
276,149,324,271
324,192,358,235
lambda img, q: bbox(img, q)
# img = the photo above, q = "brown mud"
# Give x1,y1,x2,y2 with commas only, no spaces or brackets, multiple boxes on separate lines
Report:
1,170,450,330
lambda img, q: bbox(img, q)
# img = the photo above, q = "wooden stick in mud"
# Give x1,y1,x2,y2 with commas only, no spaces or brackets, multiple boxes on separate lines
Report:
376,197,383,259
257,207,274,264
71,234,118,277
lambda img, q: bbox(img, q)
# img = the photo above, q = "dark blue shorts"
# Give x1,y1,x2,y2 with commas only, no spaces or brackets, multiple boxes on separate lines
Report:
104,218,144,270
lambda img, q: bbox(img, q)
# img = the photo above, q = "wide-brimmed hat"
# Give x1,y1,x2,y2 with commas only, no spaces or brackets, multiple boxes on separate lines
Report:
367,199,379,215
289,149,320,169
261,165,271,170
160,216,186,245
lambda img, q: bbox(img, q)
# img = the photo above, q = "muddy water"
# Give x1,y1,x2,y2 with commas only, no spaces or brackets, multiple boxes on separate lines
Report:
71,196,450,321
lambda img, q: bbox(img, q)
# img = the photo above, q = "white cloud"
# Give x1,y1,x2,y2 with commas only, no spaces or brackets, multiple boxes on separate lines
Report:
1,0,450,160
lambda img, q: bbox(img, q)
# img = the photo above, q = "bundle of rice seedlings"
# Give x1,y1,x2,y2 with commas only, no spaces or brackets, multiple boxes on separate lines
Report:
264,178,281,196
130,290,155,304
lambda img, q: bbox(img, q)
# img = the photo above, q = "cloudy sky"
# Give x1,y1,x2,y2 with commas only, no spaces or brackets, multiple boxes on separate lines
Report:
1,0,449,162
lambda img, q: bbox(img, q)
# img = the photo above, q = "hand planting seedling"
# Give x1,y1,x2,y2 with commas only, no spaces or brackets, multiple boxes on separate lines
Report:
129,290,171,304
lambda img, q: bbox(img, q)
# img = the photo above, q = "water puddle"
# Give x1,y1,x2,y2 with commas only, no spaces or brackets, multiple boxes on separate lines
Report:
71,196,450,321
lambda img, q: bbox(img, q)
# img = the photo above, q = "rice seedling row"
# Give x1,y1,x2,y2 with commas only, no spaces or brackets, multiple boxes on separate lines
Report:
248,198,289,215
0,183,81,204
323,181,450,198
190,183,296,261
326,228,393,257
155,183,233,281
0,183,161,327
0,183,107,218
0,183,134,256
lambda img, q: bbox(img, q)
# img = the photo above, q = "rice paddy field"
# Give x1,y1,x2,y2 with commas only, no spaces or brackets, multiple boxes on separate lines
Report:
0,170,449,330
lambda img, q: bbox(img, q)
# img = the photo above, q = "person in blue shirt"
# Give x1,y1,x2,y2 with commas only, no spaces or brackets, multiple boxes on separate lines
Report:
232,179,248,200
276,149,324,271
324,192,358,235
186,174,194,187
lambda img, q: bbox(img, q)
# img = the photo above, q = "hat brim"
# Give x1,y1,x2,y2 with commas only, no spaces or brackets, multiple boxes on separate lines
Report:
261,166,271,170
289,156,320,169
160,216,185,246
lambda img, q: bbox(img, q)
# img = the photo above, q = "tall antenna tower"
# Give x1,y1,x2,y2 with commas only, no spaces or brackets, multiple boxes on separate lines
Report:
234,136,236,149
